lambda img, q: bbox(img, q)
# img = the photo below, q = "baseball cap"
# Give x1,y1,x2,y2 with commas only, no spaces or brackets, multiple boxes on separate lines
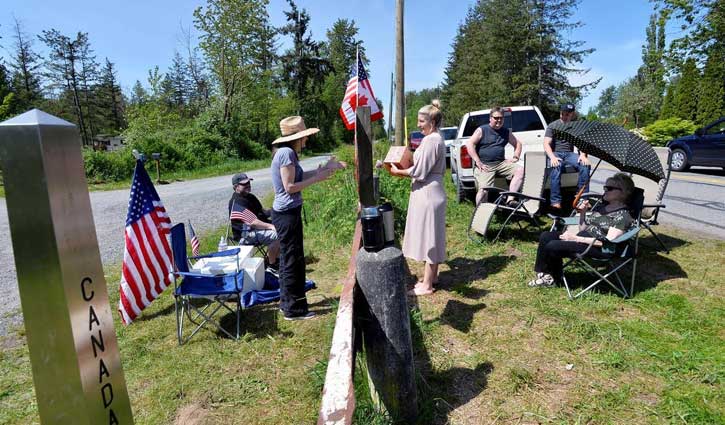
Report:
232,173,252,186
560,103,576,112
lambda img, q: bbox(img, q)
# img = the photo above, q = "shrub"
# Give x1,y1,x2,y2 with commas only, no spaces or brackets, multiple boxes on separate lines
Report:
643,118,697,147
83,148,136,183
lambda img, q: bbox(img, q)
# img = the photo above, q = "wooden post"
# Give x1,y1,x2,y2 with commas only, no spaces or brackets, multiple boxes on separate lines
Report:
394,0,405,146
356,106,375,207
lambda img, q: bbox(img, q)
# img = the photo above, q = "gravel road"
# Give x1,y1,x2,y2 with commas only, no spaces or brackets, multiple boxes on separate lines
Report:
0,155,329,336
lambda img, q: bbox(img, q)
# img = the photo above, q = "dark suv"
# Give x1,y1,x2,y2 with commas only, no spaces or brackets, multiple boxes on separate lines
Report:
667,117,725,171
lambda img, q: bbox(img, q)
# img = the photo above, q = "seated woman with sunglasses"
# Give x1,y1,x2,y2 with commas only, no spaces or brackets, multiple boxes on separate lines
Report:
528,172,635,287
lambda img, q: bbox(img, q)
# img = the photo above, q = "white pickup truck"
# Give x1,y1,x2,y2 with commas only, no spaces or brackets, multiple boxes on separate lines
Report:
449,105,578,202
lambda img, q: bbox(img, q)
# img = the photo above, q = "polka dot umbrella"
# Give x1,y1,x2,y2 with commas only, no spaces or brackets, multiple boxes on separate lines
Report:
549,120,665,182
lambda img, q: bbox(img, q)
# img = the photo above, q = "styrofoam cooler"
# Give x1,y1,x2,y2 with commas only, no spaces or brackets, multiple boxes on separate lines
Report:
190,245,256,275
241,257,265,294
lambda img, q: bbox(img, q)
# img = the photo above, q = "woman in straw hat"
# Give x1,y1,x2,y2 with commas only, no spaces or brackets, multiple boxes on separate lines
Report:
388,100,447,296
271,116,345,320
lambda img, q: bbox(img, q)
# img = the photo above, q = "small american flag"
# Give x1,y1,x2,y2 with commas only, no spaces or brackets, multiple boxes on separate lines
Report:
230,200,258,224
339,50,383,130
188,220,200,257
118,160,173,325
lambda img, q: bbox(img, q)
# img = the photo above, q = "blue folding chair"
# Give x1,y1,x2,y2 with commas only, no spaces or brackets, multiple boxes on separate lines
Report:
171,223,245,344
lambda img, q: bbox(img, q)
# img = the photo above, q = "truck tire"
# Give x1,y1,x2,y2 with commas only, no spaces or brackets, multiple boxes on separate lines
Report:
670,149,689,172
453,173,466,203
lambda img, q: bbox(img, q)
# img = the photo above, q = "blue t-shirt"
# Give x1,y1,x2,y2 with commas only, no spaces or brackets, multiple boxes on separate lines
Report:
271,147,304,211
476,124,510,164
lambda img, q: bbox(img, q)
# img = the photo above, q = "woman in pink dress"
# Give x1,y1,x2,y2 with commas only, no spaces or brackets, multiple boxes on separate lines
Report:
389,100,447,296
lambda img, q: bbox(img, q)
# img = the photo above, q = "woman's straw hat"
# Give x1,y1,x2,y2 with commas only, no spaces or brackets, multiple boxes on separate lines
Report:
272,116,320,144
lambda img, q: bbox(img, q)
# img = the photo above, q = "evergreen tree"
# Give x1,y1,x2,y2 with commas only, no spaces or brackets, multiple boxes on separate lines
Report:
320,18,364,145
130,80,148,106
672,58,700,121
442,0,598,125
167,51,192,111
39,29,91,144
659,78,678,119
0,62,16,120
696,50,725,125
279,0,330,123
8,17,42,112
96,58,125,133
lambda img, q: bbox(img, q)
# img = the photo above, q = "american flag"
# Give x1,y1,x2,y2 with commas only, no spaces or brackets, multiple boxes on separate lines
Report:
339,51,383,130
230,200,258,224
118,160,173,325
188,220,200,257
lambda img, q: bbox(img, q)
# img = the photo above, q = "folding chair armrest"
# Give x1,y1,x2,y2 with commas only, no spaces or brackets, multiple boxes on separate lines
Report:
580,192,603,200
642,203,665,209
550,215,579,226
610,226,640,244
500,191,545,202
189,247,241,260
175,271,212,278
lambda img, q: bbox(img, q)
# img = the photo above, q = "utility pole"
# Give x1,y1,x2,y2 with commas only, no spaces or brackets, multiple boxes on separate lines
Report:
394,0,405,146
387,72,394,139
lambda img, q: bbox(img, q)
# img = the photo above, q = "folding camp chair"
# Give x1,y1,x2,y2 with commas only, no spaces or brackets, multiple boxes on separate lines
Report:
171,222,245,344
631,147,671,252
552,187,644,299
469,151,547,242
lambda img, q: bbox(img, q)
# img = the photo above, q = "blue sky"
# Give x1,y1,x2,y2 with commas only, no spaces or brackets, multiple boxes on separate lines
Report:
1,0,662,118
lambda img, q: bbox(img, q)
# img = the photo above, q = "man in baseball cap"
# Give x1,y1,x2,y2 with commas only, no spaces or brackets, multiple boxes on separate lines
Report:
543,102,590,209
228,172,280,268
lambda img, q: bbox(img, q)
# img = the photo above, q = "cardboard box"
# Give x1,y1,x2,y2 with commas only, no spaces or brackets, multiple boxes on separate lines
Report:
383,146,413,169
241,257,265,293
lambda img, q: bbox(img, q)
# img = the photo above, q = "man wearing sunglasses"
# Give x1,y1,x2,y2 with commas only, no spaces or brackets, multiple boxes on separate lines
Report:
543,103,591,209
229,173,280,268
465,106,524,205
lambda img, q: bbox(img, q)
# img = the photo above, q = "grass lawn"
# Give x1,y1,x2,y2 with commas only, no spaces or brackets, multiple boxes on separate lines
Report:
0,146,723,424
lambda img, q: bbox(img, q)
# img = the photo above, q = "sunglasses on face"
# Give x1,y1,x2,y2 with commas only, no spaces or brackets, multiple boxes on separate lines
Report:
603,185,621,192
491,116,504,121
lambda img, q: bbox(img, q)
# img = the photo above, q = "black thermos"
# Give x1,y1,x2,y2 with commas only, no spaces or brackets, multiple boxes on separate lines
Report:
361,206,384,251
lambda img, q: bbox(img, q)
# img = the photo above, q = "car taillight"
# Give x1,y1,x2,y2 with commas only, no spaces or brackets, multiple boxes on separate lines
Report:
461,146,472,168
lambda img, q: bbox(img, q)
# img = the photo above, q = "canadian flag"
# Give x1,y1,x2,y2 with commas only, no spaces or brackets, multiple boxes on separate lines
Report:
339,52,383,130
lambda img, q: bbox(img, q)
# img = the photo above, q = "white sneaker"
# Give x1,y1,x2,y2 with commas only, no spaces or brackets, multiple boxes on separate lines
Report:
527,273,555,287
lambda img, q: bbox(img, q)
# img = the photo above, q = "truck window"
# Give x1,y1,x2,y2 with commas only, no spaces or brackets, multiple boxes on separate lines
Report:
512,110,545,132
462,114,489,137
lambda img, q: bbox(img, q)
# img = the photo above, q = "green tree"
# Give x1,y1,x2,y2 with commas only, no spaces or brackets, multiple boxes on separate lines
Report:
659,78,678,119
656,0,724,64
39,29,92,144
278,0,330,124
672,58,700,121
96,58,125,133
194,0,271,124
166,51,192,112
442,0,598,125
696,50,725,125
130,80,148,106
406,88,441,134
320,18,365,146
595,85,619,120
8,17,42,112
